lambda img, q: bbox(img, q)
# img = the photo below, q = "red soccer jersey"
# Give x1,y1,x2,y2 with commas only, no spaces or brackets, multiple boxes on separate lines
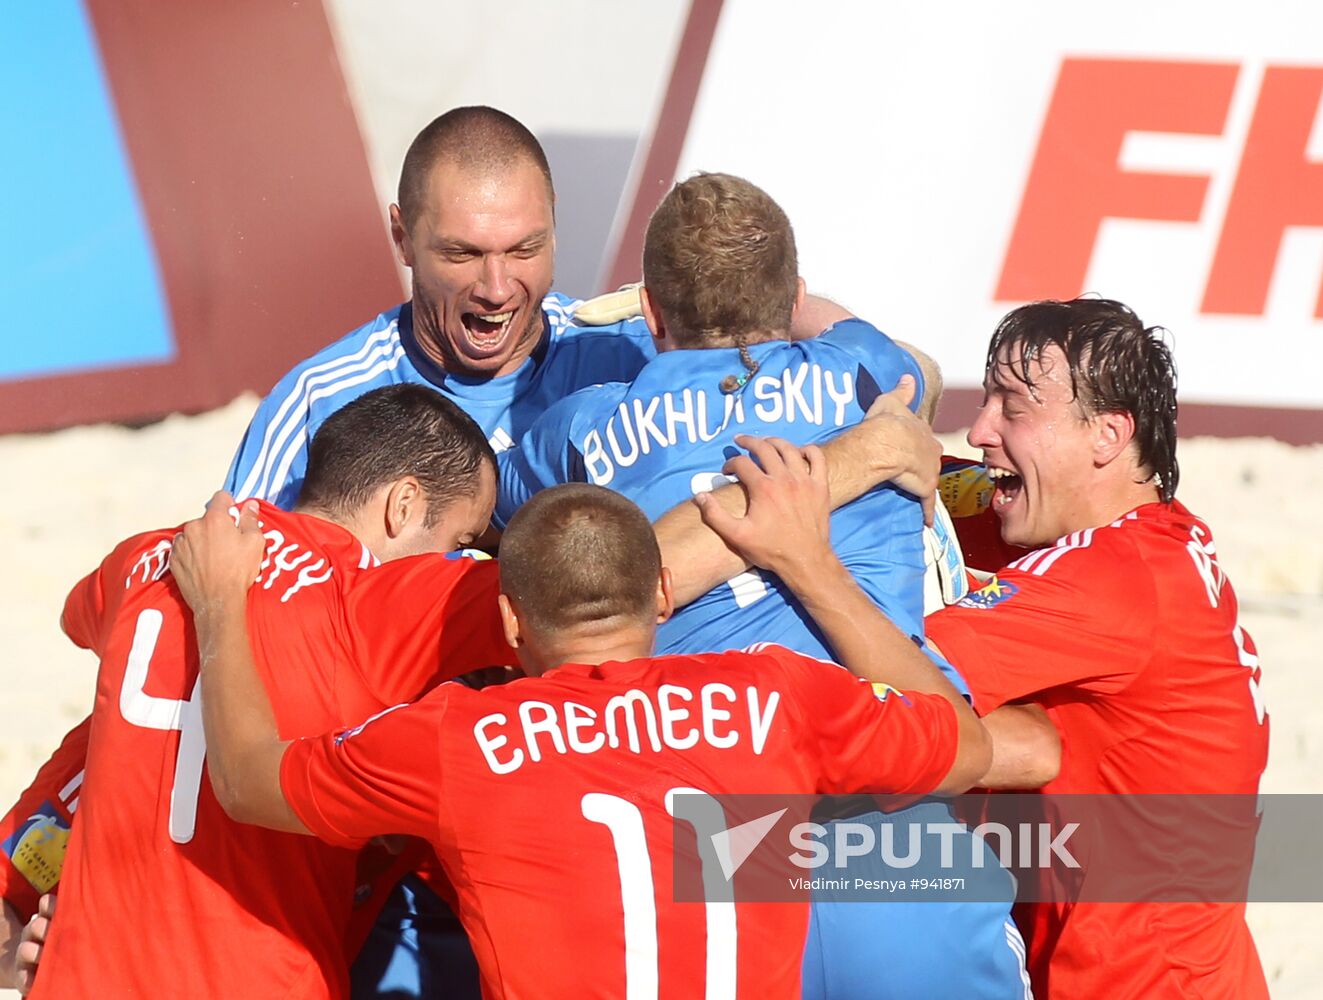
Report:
281,643,960,1000
926,501,1269,1000
31,502,511,1000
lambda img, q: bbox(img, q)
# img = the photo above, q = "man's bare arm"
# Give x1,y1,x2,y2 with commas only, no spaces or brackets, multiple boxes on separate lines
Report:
921,636,1062,790
171,495,307,834
655,375,941,606
894,340,943,425
978,704,1061,789
694,437,990,795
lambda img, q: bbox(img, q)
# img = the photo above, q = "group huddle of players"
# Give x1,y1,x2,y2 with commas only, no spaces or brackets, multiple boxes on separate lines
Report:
0,107,1270,999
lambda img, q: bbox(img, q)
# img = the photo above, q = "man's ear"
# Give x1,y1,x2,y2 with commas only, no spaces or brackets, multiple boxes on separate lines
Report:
791,276,806,316
639,286,667,346
655,567,675,624
498,594,522,650
389,204,415,269
1093,410,1137,468
384,477,424,538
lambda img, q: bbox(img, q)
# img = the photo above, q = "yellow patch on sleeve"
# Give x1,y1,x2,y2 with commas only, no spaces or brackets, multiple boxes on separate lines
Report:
3,806,69,894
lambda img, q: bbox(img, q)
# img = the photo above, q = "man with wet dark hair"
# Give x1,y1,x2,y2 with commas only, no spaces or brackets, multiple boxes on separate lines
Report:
981,297,1178,528
927,297,1269,999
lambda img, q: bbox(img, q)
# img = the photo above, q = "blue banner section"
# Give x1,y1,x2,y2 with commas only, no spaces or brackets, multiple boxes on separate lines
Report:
0,0,173,383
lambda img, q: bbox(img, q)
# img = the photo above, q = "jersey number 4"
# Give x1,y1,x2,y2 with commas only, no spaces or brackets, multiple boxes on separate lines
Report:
117,608,206,844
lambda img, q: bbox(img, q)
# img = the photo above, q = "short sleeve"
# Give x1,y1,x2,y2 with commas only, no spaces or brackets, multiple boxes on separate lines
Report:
0,717,91,918
816,319,924,413
280,693,451,849
59,567,104,652
345,554,514,705
762,645,959,795
926,531,1156,713
494,391,590,528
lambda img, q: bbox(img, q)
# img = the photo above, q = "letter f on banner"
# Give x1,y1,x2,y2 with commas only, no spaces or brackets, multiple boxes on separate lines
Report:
996,58,1240,300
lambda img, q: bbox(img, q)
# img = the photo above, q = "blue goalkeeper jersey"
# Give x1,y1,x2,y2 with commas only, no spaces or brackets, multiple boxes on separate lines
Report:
498,319,962,690
225,293,655,509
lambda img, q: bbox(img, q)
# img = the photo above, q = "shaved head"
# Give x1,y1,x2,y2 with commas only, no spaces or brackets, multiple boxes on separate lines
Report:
397,106,554,231
499,485,660,634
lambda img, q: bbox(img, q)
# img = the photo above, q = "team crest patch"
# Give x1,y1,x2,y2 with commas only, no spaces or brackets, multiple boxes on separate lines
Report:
957,575,1019,610
446,548,493,562
869,682,910,704
1,801,70,894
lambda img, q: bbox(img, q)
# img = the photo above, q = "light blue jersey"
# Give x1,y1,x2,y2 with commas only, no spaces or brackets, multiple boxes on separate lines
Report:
500,319,960,688
225,293,655,508
499,318,1027,1000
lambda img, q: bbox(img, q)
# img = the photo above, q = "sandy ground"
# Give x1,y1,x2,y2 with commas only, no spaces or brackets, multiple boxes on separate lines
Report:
0,401,1318,996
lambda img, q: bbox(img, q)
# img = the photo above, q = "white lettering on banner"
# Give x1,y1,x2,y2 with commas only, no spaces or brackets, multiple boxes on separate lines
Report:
472,684,783,774
582,365,856,486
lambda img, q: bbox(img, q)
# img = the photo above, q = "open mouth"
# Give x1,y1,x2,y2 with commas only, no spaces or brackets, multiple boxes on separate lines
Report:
986,465,1023,513
460,310,516,354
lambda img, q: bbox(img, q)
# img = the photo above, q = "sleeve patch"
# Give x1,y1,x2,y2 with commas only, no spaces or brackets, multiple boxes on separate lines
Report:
2,802,70,894
444,548,493,562
869,682,909,703
956,575,1020,609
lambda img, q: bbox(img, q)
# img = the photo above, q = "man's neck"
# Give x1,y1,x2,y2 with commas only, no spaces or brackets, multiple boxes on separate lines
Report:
661,327,790,353
524,624,656,675
292,503,375,554
1061,478,1163,539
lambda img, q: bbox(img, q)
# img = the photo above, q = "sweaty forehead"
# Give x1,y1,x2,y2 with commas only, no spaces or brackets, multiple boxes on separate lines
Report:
986,342,1075,400
423,157,552,222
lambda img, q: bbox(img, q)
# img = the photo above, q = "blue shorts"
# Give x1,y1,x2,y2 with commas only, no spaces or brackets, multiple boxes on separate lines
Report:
801,805,1032,1000
349,876,480,1000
